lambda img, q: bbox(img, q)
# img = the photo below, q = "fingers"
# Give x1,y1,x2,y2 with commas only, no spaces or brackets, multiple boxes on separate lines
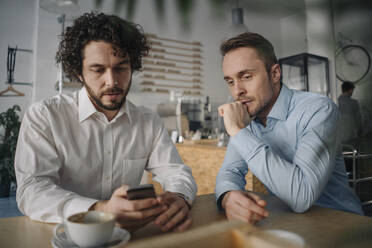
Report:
105,185,163,216
109,196,159,213
173,211,192,232
118,204,167,220
218,102,251,136
112,199,166,232
155,199,183,230
113,184,130,197
115,216,156,232
223,191,269,224
245,192,267,207
226,204,263,224
238,192,269,218
105,185,171,232
155,193,190,232
123,197,160,211
218,105,225,117
156,191,174,205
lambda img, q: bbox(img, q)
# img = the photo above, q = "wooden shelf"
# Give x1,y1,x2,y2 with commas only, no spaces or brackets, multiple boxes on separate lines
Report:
143,59,203,71
143,74,202,84
141,81,203,90
147,33,202,46
151,48,203,59
143,34,204,97
140,89,203,96
143,66,203,77
150,41,202,52
147,54,202,65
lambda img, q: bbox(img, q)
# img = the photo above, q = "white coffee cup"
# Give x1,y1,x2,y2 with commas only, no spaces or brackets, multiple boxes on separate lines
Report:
54,211,116,247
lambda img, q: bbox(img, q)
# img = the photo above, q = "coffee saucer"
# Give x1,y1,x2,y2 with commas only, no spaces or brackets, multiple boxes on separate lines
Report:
52,225,131,248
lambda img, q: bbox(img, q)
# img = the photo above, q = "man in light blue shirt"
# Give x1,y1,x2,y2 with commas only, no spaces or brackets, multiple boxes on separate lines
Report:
216,32,363,224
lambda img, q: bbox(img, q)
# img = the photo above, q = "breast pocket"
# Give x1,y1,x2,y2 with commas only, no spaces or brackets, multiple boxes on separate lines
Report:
122,158,148,188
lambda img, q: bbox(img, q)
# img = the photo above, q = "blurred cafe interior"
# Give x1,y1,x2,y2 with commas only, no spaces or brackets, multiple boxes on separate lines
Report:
1,0,372,247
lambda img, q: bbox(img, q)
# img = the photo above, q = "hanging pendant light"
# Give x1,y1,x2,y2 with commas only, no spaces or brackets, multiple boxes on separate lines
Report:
39,0,80,15
227,0,249,38
39,0,80,94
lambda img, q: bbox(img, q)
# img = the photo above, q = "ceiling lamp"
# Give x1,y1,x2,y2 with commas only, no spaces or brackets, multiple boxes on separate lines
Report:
39,0,80,15
228,0,249,38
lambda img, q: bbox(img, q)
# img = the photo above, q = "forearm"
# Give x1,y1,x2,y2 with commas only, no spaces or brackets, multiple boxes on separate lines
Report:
215,170,246,209
215,142,249,210
149,163,197,203
16,177,97,222
231,128,335,213
147,116,197,203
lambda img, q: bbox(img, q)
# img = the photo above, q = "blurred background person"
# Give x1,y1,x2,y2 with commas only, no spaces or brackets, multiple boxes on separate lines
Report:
338,81,362,144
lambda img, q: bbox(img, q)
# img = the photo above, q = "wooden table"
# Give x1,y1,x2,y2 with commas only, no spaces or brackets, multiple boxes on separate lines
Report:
1,194,372,247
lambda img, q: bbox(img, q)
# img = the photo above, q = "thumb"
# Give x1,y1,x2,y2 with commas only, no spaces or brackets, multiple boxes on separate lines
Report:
113,184,129,197
218,105,225,117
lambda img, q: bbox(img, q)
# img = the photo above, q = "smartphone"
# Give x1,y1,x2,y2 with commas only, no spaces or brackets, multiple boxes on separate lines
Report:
127,184,156,200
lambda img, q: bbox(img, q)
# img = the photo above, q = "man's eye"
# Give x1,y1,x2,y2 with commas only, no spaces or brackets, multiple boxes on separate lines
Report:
92,68,104,73
115,67,128,72
242,74,252,80
226,80,234,85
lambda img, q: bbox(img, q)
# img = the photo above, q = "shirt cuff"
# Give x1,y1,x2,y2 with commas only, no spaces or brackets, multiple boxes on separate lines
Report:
167,187,195,205
174,193,192,209
215,182,244,210
216,191,229,211
63,197,99,219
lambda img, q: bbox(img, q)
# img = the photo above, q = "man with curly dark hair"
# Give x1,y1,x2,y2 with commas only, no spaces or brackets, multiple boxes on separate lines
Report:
15,12,197,233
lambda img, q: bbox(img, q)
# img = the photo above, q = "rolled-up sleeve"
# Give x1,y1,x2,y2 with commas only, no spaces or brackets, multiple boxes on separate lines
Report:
146,115,197,203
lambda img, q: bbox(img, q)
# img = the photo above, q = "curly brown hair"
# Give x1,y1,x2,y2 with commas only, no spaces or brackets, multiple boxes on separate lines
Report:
220,32,277,73
56,12,150,82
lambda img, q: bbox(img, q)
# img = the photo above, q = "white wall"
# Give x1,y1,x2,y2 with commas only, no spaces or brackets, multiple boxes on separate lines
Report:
1,0,283,117
280,12,307,58
0,0,37,115
2,0,370,135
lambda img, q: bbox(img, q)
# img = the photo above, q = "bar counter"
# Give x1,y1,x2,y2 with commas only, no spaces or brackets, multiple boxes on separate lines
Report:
1,193,372,247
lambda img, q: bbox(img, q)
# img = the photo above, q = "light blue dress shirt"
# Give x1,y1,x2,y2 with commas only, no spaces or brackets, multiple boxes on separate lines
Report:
215,84,363,215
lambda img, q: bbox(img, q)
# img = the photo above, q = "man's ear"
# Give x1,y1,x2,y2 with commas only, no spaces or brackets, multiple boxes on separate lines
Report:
77,75,83,83
271,64,281,84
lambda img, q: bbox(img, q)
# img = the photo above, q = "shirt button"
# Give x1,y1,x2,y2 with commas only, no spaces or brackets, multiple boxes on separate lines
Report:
107,150,111,154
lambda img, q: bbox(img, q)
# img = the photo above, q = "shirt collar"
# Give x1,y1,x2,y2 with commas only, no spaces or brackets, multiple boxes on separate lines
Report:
78,87,132,123
267,83,293,121
116,99,132,124
79,87,98,123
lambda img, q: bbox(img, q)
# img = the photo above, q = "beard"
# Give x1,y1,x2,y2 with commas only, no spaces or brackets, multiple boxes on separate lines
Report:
83,79,131,111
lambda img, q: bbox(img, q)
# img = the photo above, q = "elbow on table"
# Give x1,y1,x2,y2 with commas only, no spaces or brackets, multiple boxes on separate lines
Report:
289,197,315,213
291,205,311,213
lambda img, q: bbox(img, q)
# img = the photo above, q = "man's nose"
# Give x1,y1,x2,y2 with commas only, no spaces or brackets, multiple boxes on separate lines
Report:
104,69,116,87
233,81,246,98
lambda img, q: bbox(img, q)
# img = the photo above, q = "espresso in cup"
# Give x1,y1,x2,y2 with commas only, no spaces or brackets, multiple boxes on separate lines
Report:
59,211,116,247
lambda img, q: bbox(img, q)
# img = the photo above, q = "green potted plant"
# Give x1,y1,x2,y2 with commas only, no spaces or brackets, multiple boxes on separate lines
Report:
0,105,21,197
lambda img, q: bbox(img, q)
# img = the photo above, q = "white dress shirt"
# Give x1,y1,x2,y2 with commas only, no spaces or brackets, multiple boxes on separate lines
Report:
15,87,197,223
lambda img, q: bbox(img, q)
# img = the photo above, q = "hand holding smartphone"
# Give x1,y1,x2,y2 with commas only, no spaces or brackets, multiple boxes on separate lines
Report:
127,184,156,200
